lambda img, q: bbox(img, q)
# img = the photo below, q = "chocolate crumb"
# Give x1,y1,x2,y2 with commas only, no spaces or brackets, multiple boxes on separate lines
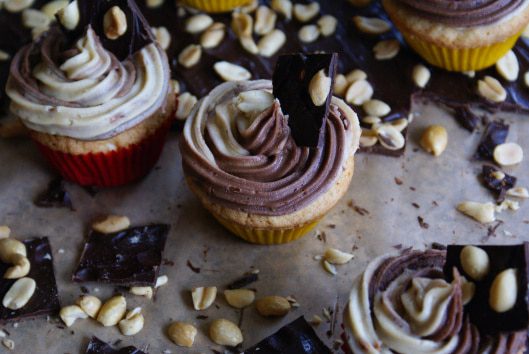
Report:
348,200,369,216
196,315,208,320
80,286,89,294
431,242,446,250
393,244,403,250
34,178,74,210
163,259,175,266
186,260,201,274
417,216,429,229
412,203,420,209
394,177,403,185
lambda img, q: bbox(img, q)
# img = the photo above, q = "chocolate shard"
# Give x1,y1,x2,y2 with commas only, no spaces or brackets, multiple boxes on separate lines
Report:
474,121,509,160
61,0,155,61
227,272,258,290
453,105,480,132
0,237,60,324
481,165,516,202
34,177,74,210
85,337,146,354
273,53,338,148
72,224,169,287
243,316,331,353
444,243,529,335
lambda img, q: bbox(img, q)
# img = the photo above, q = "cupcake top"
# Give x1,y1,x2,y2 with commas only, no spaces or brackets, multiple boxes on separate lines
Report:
395,0,527,27
5,0,171,140
180,80,359,216
345,249,527,354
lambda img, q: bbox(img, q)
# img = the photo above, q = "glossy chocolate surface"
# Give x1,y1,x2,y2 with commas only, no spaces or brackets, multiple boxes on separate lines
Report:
85,337,146,354
73,224,169,287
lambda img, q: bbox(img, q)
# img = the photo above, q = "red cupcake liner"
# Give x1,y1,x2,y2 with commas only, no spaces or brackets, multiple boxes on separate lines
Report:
33,119,172,187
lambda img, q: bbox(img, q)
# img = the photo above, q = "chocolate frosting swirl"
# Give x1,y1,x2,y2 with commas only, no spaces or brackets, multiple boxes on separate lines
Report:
6,26,170,140
395,0,526,27
180,80,358,216
345,250,527,354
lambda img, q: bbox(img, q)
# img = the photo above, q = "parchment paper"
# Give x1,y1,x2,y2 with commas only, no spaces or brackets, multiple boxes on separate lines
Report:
0,101,528,353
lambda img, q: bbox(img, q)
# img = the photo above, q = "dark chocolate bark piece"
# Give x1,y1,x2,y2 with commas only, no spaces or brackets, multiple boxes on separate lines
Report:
444,244,529,335
243,316,331,354
85,337,146,354
474,121,509,160
481,165,516,202
34,177,74,210
72,224,169,287
273,53,338,148
0,237,60,324
63,0,155,61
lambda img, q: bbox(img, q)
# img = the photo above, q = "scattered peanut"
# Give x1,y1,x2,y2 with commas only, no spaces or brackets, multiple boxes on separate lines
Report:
57,0,80,30
22,9,50,29
178,44,202,68
191,286,217,310
373,39,400,60
258,29,286,57
0,226,10,239
130,286,153,299
493,142,523,166
254,6,277,35
353,16,391,34
324,248,354,265
420,125,448,157
200,23,225,49
322,259,337,275
60,305,88,327
477,76,507,102
460,246,490,281
155,275,168,288
457,201,496,224
318,15,338,37
363,99,391,117
92,215,130,234
231,12,253,38
146,0,164,8
236,90,275,115
4,254,30,279
5,0,34,13
345,79,373,105
41,0,68,18
256,296,291,317
2,277,36,310
271,0,292,19
496,50,519,82
185,14,213,34
96,295,127,327
506,187,529,199
103,6,127,40
333,74,348,97
224,289,255,309
412,64,431,88
76,295,102,318
298,24,320,43
118,307,144,336
375,124,405,151
153,26,171,51
167,321,197,348
0,50,10,62
308,69,331,106
214,61,251,82
2,339,14,351
461,278,475,305
489,268,518,313
293,2,319,22
345,69,367,83
209,319,244,346
176,92,198,120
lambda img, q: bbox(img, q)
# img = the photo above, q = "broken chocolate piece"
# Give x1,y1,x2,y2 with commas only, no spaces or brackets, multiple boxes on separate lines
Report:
0,237,60,324
453,105,480,132
63,0,155,61
481,165,516,202
273,53,338,148
34,177,73,210
243,316,332,354
444,243,529,335
72,224,169,287
474,121,509,160
85,337,146,354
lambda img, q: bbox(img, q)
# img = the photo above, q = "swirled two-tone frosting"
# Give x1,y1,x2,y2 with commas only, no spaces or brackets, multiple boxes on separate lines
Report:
6,26,170,140
180,80,358,216
395,0,527,27
345,250,527,354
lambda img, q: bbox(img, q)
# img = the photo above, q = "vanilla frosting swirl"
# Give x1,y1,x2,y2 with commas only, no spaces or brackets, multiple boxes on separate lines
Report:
344,250,527,354
180,80,358,216
6,26,170,140
395,0,527,27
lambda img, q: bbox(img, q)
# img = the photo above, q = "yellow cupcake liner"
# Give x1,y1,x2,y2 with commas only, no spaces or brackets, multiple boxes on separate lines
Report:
400,29,522,72
212,213,322,245
179,0,251,13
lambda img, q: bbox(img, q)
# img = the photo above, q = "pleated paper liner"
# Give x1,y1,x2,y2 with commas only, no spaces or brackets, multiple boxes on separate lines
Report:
33,119,172,187
179,0,251,13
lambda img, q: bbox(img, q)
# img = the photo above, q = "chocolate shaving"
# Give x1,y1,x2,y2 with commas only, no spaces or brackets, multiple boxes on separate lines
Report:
186,260,201,274
63,0,155,61
85,336,146,354
474,121,509,160
273,53,338,148
34,177,73,210
417,216,429,229
481,165,516,202
227,273,259,290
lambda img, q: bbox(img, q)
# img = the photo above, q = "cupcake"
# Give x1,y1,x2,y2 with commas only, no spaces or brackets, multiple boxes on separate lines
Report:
6,0,174,187
343,246,528,354
180,62,360,244
383,0,529,71
179,0,252,13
